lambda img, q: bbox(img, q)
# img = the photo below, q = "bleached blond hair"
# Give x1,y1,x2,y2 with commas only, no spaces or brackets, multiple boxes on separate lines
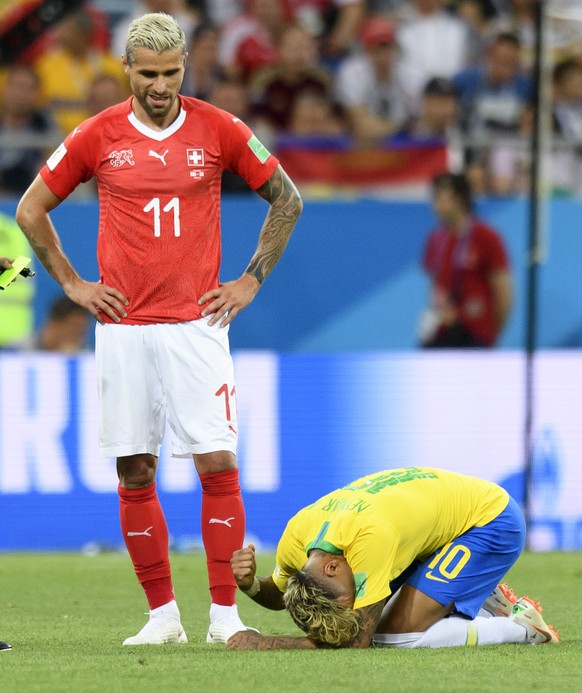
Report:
283,571,361,647
125,13,186,65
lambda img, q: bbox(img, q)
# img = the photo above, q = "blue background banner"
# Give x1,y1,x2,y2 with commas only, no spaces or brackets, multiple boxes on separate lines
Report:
1,352,580,552
2,197,582,350
2,198,581,552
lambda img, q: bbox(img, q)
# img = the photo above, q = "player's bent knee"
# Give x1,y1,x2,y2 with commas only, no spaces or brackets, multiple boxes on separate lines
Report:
117,454,157,487
194,450,237,474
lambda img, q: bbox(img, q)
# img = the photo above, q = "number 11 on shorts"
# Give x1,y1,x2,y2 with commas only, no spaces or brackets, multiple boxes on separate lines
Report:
216,383,237,429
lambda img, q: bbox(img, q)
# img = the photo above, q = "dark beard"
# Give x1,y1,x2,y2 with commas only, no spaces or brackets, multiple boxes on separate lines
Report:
137,92,176,121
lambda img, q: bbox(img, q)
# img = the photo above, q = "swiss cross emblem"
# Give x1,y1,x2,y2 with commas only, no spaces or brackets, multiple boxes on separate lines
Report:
187,149,205,167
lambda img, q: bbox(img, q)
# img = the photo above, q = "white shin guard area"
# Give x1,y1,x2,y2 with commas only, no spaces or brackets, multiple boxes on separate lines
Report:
373,616,528,648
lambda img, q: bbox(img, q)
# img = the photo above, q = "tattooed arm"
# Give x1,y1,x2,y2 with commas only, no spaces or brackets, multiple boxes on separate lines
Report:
227,600,386,650
199,165,302,326
245,164,303,285
227,632,319,650
16,175,128,323
349,600,387,648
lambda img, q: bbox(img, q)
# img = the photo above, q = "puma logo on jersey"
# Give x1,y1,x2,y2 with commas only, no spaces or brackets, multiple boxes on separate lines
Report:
148,149,169,166
109,149,135,167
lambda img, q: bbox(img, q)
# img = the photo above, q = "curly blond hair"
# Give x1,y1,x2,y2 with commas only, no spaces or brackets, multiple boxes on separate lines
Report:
283,571,361,647
125,13,186,65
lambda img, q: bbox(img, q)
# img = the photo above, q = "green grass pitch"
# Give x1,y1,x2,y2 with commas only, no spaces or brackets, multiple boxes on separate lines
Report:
0,551,580,693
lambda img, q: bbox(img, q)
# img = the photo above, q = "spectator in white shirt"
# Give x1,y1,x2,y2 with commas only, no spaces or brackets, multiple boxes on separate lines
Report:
335,15,412,144
397,0,470,106
288,0,365,60
553,58,582,141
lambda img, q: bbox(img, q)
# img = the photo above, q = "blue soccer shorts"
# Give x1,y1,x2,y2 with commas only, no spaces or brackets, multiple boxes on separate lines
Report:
404,496,526,619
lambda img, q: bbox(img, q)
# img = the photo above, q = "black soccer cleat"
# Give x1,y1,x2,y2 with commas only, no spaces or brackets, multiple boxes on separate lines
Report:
0,640,12,652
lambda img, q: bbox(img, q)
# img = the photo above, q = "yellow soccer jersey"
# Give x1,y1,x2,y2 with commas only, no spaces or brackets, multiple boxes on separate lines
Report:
272,467,509,609
35,49,128,134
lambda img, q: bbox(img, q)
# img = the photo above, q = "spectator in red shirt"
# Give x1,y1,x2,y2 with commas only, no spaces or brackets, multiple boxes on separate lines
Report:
419,172,512,348
218,0,286,81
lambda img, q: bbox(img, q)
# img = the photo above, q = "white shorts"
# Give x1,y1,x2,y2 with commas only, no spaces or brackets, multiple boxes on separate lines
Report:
95,318,238,458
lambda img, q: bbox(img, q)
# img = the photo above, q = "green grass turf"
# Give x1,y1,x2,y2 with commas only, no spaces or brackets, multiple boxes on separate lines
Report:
0,551,580,693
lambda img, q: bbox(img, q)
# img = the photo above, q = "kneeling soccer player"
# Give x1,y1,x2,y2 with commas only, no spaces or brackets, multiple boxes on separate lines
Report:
228,467,559,649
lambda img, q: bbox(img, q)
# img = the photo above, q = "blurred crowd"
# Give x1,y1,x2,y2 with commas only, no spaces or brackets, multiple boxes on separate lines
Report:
2,0,582,198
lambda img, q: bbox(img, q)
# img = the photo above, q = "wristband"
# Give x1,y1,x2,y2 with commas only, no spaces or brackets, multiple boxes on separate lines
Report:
242,576,260,598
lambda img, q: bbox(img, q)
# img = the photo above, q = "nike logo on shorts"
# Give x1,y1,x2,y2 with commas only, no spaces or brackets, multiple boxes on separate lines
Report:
425,571,449,583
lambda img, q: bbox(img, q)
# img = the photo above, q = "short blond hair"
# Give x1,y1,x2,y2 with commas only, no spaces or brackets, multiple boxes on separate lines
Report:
283,572,361,647
125,13,186,65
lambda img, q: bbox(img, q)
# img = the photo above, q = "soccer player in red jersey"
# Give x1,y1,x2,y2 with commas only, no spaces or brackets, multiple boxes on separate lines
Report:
419,172,512,348
15,12,302,646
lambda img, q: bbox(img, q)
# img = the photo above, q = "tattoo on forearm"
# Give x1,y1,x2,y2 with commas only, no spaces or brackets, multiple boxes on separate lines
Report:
249,577,286,611
27,238,55,279
20,218,66,284
247,167,302,284
352,601,386,648
257,636,317,650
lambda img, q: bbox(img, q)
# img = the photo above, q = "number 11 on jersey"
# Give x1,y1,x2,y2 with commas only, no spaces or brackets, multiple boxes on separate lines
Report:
143,197,181,237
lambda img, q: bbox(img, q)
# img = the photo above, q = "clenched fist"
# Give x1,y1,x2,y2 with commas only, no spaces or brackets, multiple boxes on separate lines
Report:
231,543,257,592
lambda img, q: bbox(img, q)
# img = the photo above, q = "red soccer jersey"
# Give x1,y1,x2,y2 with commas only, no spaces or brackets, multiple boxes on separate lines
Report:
422,219,510,346
40,96,279,324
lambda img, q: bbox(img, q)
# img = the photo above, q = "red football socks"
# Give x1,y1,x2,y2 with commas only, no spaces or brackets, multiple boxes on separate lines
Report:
199,468,246,606
119,471,245,609
118,482,174,610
